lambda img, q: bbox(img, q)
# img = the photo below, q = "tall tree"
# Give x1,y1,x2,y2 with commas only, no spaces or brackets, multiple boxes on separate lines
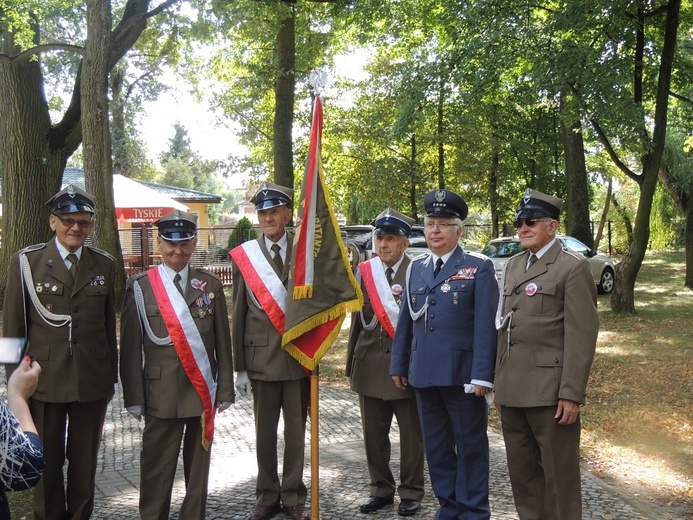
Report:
0,0,180,304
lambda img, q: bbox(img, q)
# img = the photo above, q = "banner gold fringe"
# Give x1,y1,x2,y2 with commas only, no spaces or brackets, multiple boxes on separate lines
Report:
283,315,346,371
200,412,212,451
293,285,314,299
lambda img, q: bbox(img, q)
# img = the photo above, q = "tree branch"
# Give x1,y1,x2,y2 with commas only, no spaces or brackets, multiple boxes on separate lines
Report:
588,117,641,184
3,43,85,62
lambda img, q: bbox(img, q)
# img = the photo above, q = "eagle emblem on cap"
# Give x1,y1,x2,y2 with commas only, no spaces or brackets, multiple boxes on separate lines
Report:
522,188,532,205
173,210,181,220
435,190,446,202
67,185,76,198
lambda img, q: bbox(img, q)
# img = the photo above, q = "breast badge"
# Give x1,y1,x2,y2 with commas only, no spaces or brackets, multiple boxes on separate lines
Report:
525,283,538,296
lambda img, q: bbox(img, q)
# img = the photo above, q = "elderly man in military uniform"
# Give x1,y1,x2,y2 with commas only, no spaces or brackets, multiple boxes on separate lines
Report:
3,185,117,520
229,182,310,520
120,210,234,520
390,190,499,520
494,189,599,520
347,208,425,517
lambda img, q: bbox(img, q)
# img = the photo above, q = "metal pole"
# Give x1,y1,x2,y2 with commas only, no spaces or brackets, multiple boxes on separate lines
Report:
310,366,320,519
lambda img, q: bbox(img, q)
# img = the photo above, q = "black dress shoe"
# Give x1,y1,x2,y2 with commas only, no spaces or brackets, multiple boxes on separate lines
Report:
398,499,421,516
359,496,394,513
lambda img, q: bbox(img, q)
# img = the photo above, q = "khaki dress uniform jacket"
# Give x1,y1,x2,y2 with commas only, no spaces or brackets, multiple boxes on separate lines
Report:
119,266,233,520
494,240,599,520
3,237,117,520
231,234,309,509
346,255,425,501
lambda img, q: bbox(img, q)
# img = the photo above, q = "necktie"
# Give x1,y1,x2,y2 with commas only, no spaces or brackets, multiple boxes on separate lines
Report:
271,244,284,272
527,253,537,271
385,267,394,284
67,253,79,280
433,258,443,278
173,273,185,296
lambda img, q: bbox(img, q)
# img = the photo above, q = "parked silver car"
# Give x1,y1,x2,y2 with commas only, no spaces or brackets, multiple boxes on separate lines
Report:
482,235,616,294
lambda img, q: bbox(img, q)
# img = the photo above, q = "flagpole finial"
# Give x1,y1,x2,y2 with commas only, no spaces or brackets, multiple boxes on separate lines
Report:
308,70,328,96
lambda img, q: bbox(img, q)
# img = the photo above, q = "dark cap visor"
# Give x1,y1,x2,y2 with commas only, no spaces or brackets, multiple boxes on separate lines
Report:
53,203,94,215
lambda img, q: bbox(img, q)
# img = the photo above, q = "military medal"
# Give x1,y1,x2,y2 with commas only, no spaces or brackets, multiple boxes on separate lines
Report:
441,283,451,293
36,285,43,293
525,282,538,296
391,284,403,296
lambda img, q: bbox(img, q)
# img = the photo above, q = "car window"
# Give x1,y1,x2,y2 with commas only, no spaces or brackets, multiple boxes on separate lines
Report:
483,241,524,258
560,237,589,255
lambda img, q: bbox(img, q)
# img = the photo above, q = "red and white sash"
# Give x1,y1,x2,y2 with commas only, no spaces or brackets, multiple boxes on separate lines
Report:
359,257,399,338
147,266,217,449
229,241,287,334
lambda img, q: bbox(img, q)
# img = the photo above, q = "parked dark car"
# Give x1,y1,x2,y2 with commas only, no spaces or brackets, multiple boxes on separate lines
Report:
482,235,615,294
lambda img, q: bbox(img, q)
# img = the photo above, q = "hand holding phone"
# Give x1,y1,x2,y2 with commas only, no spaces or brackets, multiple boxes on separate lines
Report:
0,338,29,365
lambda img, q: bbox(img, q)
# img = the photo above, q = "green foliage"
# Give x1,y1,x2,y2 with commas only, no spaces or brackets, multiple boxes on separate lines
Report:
225,216,257,255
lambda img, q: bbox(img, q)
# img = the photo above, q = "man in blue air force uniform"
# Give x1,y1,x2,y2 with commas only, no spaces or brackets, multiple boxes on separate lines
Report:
390,190,499,520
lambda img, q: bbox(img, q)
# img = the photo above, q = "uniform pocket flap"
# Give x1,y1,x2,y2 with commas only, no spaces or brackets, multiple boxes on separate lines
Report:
84,285,107,296
145,304,161,318
244,333,269,347
144,366,162,380
535,351,563,367
536,282,557,295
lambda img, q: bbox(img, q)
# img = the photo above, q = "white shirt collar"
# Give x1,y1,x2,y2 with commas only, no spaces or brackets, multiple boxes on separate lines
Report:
55,240,83,261
533,238,557,260
382,253,405,276
264,232,288,258
161,263,190,287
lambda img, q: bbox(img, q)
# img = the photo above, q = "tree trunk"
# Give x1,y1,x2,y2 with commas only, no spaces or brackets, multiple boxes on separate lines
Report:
0,0,170,308
610,0,680,313
273,7,295,192
560,92,593,248
0,54,72,305
437,76,445,190
686,179,693,289
594,176,612,250
409,134,419,222
83,0,126,305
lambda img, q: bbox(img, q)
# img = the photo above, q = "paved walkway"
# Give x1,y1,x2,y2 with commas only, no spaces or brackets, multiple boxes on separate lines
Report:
89,382,658,519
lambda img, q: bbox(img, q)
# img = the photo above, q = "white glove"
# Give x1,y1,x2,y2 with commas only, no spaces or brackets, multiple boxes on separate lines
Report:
217,401,232,413
235,371,252,397
464,384,495,406
127,405,143,421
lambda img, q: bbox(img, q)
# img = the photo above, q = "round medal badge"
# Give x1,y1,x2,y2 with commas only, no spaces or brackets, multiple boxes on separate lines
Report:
525,282,538,296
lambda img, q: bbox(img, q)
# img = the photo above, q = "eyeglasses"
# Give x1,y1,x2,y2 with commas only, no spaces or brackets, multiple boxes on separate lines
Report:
424,222,457,230
512,218,550,229
54,214,94,229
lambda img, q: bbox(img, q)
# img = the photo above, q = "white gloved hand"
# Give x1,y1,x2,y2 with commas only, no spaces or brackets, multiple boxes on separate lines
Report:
235,371,252,397
217,401,232,413
127,405,144,421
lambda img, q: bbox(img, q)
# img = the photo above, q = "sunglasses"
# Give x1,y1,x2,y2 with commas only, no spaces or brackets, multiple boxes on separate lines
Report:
54,214,94,229
512,218,550,229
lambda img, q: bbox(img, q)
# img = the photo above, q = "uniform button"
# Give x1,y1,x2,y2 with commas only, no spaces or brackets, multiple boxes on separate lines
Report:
73,324,79,329
509,324,515,329
509,341,514,346
512,306,517,311
385,348,390,354
430,300,436,306
430,314,435,320
554,358,560,364
515,288,521,295
429,327,434,332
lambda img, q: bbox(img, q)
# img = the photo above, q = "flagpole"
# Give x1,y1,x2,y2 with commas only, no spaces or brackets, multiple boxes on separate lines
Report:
310,365,320,519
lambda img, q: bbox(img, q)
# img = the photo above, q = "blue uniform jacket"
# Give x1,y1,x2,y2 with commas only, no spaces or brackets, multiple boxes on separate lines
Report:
390,246,499,387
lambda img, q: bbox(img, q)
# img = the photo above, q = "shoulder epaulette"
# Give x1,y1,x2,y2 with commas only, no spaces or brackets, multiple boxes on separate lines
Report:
466,250,490,261
131,270,149,281
86,245,115,262
411,252,430,263
19,243,46,254
561,247,583,262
